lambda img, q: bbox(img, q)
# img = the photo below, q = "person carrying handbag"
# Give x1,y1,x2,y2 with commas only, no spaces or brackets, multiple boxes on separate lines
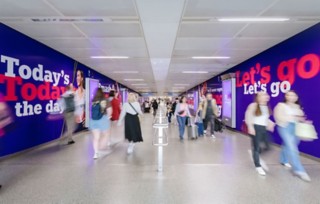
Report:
118,93,143,154
274,90,311,182
174,96,191,142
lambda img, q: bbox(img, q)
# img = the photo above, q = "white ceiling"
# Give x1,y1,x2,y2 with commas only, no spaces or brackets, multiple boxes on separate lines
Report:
0,0,319,95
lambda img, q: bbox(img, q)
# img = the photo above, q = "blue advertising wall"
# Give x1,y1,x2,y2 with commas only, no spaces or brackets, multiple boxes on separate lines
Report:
191,23,320,158
0,23,131,157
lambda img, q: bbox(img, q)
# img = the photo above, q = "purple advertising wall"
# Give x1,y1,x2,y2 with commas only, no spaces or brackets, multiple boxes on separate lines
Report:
0,23,132,157
190,23,320,158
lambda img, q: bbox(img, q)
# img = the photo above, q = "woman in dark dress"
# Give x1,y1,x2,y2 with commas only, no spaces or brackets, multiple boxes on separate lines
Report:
118,93,143,154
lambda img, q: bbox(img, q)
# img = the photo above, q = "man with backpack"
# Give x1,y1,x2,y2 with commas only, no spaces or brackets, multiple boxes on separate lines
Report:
60,84,76,145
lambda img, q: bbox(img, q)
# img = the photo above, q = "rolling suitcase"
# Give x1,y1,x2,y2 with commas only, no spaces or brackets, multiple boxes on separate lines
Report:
187,117,198,140
187,124,198,140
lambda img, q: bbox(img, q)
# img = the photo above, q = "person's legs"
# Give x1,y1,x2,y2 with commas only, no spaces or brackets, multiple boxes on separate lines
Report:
252,125,263,168
209,115,215,136
278,124,306,173
177,116,186,139
64,112,75,143
100,129,111,150
203,117,209,134
92,129,100,159
168,112,172,123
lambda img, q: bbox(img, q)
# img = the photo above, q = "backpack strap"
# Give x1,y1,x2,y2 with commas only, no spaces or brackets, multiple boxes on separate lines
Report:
129,103,138,114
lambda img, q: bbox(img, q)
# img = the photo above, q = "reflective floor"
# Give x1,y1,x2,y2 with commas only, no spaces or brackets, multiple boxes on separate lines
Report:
1,114,320,204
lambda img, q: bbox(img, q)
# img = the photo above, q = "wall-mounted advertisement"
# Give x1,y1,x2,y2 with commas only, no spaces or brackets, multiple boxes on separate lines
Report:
0,23,130,157
222,79,236,128
188,23,320,158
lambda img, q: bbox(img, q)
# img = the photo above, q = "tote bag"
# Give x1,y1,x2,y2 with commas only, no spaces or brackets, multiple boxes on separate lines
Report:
295,122,318,141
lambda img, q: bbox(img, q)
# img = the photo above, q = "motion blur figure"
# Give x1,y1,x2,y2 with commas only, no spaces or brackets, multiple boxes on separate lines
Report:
0,93,14,189
274,90,311,182
245,91,275,176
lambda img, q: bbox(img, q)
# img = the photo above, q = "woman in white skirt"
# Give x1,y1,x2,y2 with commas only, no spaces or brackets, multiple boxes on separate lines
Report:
118,93,143,154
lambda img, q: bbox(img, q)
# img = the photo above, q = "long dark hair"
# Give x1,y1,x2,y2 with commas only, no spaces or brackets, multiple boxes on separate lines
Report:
92,88,105,102
254,92,272,116
283,90,302,107
109,90,115,97
179,96,186,103
77,70,85,89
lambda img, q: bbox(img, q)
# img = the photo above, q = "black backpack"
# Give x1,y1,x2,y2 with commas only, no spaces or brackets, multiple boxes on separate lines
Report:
91,101,104,120
64,94,75,113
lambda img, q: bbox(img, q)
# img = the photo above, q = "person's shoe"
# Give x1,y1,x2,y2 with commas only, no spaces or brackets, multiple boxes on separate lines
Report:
211,134,216,139
179,138,184,142
204,130,207,134
260,158,269,171
281,163,292,169
256,167,266,176
0,185,2,189
295,172,311,182
67,140,75,145
93,152,99,160
127,143,135,154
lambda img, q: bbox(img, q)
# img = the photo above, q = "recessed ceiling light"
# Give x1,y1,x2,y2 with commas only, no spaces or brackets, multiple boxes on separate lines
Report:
91,56,129,59
182,71,208,74
113,71,138,73
124,79,144,81
192,56,230,59
217,17,290,22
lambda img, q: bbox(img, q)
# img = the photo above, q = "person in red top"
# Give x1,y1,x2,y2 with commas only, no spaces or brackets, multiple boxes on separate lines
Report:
109,90,121,122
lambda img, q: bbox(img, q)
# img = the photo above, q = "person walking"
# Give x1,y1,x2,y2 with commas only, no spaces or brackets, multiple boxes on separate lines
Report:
245,91,274,176
109,90,121,123
174,96,191,141
195,101,205,137
118,93,143,154
274,90,311,182
202,93,219,138
167,102,173,123
152,99,158,117
90,88,112,159
60,84,76,145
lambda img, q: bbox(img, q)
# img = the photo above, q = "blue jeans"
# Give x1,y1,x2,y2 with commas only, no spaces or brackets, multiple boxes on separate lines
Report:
196,122,204,136
278,122,306,173
177,116,187,139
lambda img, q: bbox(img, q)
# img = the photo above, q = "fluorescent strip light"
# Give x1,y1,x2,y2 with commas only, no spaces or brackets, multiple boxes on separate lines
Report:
217,17,290,22
192,56,230,59
91,56,129,59
124,79,144,81
182,71,208,74
132,83,147,86
113,71,138,73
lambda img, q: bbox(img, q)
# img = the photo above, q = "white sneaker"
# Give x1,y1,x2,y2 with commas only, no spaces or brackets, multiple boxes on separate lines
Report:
295,172,311,182
281,163,292,169
211,134,216,138
204,130,207,134
127,143,135,154
256,167,266,176
93,152,99,160
260,158,269,171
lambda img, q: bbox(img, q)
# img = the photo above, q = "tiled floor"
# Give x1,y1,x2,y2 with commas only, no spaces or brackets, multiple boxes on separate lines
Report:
0,114,320,204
